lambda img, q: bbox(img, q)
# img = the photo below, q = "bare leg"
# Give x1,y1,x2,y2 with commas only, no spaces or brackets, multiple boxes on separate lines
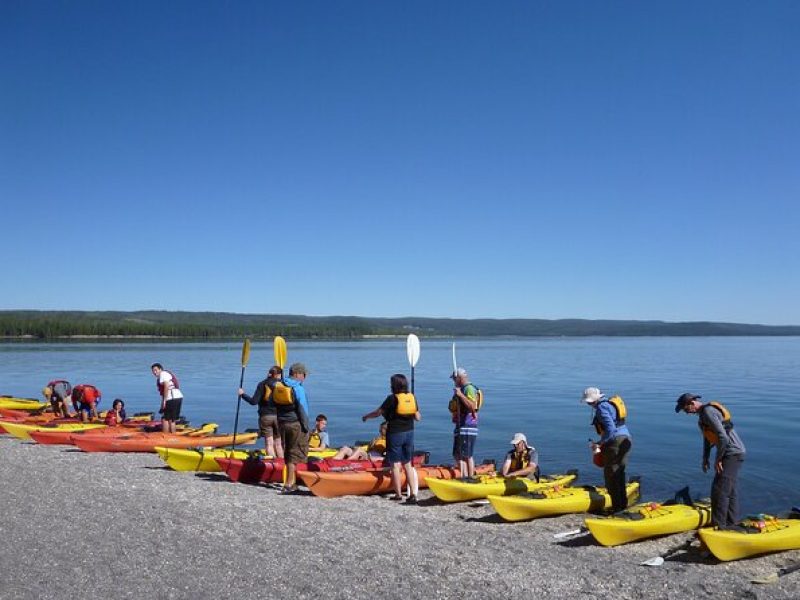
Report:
285,463,296,488
468,457,476,478
391,462,403,497
404,462,419,497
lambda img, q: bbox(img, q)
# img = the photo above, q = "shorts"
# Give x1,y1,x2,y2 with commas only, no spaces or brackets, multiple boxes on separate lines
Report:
258,414,280,441
280,420,309,464
162,398,182,421
79,402,96,415
386,430,414,465
453,426,478,460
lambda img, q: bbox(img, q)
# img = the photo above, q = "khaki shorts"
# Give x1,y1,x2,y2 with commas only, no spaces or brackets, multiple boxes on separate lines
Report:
280,420,309,464
258,414,279,441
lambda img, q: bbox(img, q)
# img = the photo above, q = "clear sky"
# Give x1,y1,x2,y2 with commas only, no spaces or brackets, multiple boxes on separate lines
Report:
2,1,798,324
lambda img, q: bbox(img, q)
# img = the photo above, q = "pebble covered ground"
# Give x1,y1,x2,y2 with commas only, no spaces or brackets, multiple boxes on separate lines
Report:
1,437,799,599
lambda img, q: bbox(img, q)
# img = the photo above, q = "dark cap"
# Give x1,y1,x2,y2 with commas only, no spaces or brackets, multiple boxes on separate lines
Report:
674,392,701,413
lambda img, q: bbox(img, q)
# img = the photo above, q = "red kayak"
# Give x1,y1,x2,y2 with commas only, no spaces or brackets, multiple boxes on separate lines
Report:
216,453,428,484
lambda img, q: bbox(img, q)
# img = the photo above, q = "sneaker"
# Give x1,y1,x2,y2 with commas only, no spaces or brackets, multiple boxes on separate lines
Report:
404,495,418,505
279,486,299,495
389,495,404,501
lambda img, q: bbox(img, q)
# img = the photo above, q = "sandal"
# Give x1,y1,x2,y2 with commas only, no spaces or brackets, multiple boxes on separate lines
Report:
389,494,403,501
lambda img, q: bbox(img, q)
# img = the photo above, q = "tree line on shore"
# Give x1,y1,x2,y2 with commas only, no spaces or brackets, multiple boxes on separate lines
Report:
1,310,799,340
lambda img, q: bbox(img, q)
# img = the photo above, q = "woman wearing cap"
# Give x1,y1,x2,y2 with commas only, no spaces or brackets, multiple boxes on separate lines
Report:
502,433,539,480
583,386,632,513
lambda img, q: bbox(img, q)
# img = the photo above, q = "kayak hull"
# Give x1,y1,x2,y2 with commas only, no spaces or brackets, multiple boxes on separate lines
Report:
72,431,256,453
489,480,641,521
585,500,712,546
298,463,494,498
0,421,106,441
425,471,578,503
698,517,800,561
0,397,48,412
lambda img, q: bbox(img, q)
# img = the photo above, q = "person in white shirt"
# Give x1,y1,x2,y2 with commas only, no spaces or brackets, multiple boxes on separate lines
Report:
151,363,184,433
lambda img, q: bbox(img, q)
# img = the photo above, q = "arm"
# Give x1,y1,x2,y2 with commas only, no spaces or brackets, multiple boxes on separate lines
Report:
703,409,730,471
454,387,477,412
238,381,265,407
501,457,512,477
362,407,384,422
596,403,617,445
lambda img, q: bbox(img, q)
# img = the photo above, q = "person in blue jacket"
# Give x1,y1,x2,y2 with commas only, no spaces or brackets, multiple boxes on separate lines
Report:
583,386,632,513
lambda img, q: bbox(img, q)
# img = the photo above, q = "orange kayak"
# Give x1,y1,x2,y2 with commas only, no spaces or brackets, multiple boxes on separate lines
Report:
29,422,172,445
72,431,257,453
297,463,495,498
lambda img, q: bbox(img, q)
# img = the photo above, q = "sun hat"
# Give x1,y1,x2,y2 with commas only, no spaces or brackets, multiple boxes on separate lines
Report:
582,387,605,404
510,432,529,446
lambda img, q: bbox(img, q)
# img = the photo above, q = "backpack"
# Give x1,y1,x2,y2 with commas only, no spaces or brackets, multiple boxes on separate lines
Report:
394,392,418,416
271,382,295,406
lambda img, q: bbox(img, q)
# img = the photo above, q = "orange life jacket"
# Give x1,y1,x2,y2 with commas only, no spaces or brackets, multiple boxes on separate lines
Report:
699,402,733,445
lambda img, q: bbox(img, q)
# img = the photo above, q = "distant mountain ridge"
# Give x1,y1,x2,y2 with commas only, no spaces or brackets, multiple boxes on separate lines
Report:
1,310,798,339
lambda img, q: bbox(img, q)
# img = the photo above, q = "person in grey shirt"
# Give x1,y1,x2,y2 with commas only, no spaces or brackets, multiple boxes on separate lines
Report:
675,393,746,530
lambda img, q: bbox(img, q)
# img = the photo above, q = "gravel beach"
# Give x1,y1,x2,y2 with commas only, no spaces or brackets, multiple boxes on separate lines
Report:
1,437,798,600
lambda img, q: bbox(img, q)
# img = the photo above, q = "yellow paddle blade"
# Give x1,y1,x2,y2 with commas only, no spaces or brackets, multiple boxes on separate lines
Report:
274,336,287,368
241,338,251,368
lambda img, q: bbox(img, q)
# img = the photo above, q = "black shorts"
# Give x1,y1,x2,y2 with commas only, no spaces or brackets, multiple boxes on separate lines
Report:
163,398,182,421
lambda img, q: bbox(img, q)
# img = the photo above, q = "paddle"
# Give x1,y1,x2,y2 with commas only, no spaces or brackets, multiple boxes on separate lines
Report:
406,334,420,393
641,539,693,566
553,527,588,540
274,335,287,371
751,561,800,584
231,338,251,450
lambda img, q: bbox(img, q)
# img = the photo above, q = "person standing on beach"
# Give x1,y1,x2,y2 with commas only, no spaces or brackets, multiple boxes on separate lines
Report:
274,362,311,494
675,393,746,530
583,387,632,513
238,365,284,458
362,373,421,504
151,363,183,433
449,368,481,481
42,379,72,418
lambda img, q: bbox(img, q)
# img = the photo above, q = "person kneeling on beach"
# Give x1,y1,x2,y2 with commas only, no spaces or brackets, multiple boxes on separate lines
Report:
334,422,388,462
502,433,540,480
362,374,421,505
42,379,72,418
72,384,102,423
104,399,127,426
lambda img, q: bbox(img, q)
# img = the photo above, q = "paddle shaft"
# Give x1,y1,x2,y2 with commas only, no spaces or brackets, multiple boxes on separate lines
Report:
231,365,246,449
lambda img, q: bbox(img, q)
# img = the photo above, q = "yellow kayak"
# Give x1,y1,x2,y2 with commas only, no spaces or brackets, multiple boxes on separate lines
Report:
489,479,641,522
585,500,711,546
698,516,800,561
155,446,339,472
0,397,48,412
426,470,578,503
1,420,107,441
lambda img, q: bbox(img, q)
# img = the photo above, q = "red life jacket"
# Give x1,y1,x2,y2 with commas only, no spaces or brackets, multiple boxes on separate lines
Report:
74,384,101,404
156,370,180,397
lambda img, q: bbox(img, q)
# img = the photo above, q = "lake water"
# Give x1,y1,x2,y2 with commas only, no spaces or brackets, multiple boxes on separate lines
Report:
2,337,798,515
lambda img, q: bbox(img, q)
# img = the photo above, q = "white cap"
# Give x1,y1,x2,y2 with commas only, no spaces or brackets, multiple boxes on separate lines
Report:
510,432,528,446
582,387,605,405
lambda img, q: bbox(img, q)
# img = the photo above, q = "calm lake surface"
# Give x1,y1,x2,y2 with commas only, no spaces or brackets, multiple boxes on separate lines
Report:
2,337,798,514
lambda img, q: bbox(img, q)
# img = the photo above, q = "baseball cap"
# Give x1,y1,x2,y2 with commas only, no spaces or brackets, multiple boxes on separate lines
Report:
675,393,701,413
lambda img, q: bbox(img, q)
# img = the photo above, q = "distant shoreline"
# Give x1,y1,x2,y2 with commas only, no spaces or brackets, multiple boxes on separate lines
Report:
1,309,799,339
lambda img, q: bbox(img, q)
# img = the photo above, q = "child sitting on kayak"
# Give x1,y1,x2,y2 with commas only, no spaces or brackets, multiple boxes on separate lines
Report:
308,414,330,450
104,399,127,426
333,422,388,461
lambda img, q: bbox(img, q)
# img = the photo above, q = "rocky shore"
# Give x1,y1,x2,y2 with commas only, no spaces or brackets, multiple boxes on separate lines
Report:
0,437,798,599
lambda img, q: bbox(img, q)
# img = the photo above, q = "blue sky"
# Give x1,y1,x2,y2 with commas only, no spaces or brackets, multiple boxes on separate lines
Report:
2,1,798,324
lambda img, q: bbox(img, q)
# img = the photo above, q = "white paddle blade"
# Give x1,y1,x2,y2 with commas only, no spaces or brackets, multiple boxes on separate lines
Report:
553,528,583,540
641,556,665,567
451,342,457,375
406,334,420,367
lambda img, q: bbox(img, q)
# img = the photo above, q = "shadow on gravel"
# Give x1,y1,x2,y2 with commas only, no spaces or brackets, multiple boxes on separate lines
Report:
555,534,596,548
457,513,508,524
194,472,236,483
